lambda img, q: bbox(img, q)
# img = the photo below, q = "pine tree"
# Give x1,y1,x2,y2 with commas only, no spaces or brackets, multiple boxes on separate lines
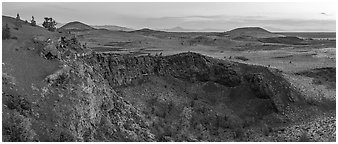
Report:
42,17,57,31
15,13,22,28
30,16,36,26
16,13,20,20
2,23,11,40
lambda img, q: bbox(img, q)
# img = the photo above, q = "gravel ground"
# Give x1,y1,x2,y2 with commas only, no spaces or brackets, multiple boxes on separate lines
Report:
275,72,336,142
271,112,336,142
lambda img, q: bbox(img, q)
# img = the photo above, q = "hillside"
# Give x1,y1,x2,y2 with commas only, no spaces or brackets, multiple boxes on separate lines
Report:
2,15,61,97
58,21,95,31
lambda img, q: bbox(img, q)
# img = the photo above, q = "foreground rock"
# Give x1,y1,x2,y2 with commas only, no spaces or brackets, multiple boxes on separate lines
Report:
81,52,318,141
90,52,304,112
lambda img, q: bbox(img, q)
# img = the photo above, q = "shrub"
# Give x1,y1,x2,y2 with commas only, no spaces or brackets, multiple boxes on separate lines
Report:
235,56,249,61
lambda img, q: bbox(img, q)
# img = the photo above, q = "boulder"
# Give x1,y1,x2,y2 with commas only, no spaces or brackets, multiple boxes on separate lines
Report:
42,44,60,59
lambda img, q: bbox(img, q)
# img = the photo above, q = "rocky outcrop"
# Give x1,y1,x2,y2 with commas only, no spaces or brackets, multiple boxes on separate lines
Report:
81,52,307,141
87,52,303,112
42,44,60,59
91,52,241,88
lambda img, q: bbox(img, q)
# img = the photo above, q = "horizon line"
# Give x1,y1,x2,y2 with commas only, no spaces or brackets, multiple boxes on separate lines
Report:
2,14,336,33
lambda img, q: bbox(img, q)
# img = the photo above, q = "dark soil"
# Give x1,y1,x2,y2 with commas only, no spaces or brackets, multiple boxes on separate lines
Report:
296,67,336,89
258,36,305,45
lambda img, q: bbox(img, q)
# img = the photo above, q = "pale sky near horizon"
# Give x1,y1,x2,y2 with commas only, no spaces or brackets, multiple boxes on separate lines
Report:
2,2,336,32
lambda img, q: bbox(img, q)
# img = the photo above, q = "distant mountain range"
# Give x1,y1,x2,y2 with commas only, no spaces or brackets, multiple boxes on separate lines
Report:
90,25,224,32
48,20,320,34
56,21,225,32
159,26,225,32
40,20,224,32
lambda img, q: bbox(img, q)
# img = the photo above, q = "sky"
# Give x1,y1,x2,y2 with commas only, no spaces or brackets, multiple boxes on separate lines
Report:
2,2,336,32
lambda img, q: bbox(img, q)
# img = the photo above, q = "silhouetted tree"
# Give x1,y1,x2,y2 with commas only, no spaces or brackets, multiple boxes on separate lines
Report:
16,13,20,19
42,17,56,31
2,23,11,40
30,16,36,26
15,13,22,28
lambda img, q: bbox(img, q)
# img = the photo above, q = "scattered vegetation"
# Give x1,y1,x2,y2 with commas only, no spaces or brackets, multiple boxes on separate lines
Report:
296,67,336,89
258,36,305,45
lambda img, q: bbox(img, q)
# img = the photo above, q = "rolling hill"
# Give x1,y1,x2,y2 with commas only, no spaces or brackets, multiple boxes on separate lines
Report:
58,21,95,31
226,27,283,38
128,28,167,36
91,25,134,31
